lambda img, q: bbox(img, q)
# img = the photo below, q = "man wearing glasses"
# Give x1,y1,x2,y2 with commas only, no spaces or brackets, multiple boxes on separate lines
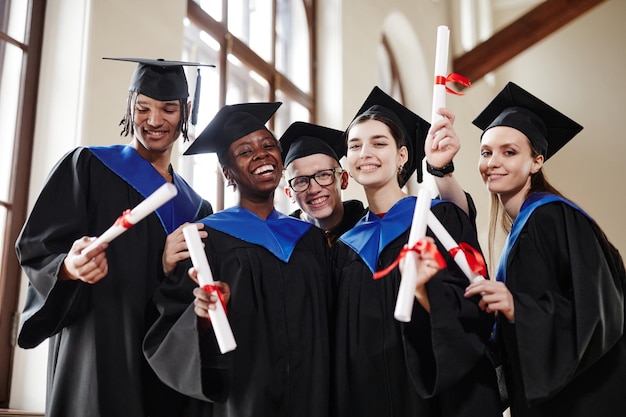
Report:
280,122,365,246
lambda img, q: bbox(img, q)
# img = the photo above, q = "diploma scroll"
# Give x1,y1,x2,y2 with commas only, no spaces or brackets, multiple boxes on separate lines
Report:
182,224,237,354
431,25,450,124
427,212,485,284
394,188,433,322
82,183,178,254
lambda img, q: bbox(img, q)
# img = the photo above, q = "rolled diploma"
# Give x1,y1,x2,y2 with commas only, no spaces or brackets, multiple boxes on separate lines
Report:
182,224,237,354
431,25,450,124
427,211,485,284
82,183,178,254
394,188,433,322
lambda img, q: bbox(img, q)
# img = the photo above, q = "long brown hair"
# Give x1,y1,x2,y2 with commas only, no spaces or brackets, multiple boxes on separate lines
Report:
486,142,564,268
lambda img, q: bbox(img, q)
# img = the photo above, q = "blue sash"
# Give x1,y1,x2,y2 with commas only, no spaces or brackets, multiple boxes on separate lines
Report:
496,192,590,283
340,196,444,273
89,145,204,234
199,207,312,263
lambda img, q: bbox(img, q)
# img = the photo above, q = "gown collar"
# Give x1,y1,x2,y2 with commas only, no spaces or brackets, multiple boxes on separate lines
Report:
496,192,589,283
89,145,204,234
199,207,312,262
340,196,442,273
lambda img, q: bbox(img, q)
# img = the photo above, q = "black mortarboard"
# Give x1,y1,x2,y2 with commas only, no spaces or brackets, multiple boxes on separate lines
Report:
472,82,583,161
102,57,215,102
183,102,282,156
349,86,430,186
280,122,345,167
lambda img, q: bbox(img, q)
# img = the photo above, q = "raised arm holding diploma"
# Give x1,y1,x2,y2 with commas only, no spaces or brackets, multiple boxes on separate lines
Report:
182,224,236,354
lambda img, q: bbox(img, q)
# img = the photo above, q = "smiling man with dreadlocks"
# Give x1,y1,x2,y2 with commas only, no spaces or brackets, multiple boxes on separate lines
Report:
15,57,214,417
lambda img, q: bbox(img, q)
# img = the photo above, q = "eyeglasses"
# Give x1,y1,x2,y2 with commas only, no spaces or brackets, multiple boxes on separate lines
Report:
287,168,342,193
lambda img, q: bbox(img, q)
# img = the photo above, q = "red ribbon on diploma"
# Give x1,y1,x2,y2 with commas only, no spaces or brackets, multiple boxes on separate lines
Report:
202,284,228,314
113,209,134,229
435,73,471,96
373,239,447,280
449,242,487,277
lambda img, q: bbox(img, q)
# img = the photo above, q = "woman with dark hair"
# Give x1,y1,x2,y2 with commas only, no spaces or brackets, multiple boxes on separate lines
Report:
144,102,333,417
331,87,501,417
437,82,626,416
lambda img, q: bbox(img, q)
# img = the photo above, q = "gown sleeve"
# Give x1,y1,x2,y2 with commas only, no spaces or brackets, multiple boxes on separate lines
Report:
503,202,625,404
143,257,230,403
403,201,496,397
16,148,92,348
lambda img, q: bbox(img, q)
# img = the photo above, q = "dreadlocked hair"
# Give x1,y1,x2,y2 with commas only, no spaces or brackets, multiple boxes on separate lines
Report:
118,92,190,141
119,92,135,137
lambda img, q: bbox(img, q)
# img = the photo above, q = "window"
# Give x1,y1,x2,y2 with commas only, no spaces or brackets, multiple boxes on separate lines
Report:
0,0,46,407
181,0,316,211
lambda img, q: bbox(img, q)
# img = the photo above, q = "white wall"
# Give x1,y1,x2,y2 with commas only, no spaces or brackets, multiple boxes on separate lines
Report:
10,0,187,411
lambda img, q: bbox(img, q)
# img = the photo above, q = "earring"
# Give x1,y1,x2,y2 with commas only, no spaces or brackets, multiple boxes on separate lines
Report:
397,165,404,174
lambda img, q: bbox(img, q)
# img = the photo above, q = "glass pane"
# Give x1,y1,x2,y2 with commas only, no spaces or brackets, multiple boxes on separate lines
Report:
226,53,270,104
273,89,310,137
1,0,28,43
276,0,310,93
0,42,23,201
193,0,223,22
228,0,274,62
181,23,222,208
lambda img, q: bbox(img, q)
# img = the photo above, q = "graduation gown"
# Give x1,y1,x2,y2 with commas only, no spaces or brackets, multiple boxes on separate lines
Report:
332,196,502,417
495,193,626,416
144,208,332,417
16,146,213,417
289,199,366,246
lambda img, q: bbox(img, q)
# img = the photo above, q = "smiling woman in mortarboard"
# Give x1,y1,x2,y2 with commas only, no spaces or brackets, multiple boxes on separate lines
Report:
15,58,215,417
330,87,501,417
428,82,626,416
143,102,333,417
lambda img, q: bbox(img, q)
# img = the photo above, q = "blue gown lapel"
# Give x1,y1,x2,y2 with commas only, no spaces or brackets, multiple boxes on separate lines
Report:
340,196,443,273
199,207,312,263
496,192,590,283
89,145,203,234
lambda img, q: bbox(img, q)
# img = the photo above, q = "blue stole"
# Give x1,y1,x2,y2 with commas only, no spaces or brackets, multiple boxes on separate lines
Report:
199,207,312,263
89,145,204,234
496,192,590,283
339,196,443,273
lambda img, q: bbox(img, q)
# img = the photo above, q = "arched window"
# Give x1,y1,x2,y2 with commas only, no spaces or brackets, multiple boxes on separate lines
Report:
181,0,316,211
0,0,45,406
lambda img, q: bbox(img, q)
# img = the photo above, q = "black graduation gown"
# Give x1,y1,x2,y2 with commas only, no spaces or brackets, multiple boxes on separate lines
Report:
332,197,502,417
289,199,366,246
144,208,332,417
496,197,626,417
16,146,213,417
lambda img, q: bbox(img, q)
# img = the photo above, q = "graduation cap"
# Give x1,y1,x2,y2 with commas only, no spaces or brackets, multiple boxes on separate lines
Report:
472,82,583,161
102,57,215,107
349,86,431,186
183,102,282,156
280,122,345,167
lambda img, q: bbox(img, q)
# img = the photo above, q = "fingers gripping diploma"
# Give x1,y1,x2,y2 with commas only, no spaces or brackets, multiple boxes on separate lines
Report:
61,237,109,284
425,108,460,168
191,274,231,319
399,237,446,313
163,222,208,275
183,224,237,353
464,280,515,321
